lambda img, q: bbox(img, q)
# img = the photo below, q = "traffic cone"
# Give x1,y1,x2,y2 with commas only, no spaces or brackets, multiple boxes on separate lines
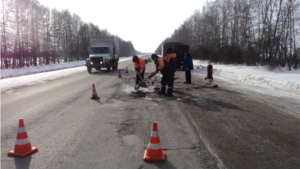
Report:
143,121,165,162
125,67,128,73
8,118,38,158
118,69,122,78
91,84,100,99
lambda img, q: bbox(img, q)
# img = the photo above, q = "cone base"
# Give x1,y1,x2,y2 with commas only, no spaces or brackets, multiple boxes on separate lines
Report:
8,147,38,158
118,75,122,78
90,96,100,100
143,150,165,162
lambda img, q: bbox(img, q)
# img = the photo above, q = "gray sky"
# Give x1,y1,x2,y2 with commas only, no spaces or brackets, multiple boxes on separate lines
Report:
38,0,205,53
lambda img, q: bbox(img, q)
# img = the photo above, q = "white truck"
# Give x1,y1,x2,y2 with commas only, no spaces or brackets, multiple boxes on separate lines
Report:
85,37,119,73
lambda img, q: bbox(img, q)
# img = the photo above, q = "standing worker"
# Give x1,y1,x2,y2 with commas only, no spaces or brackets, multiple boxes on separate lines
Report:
182,51,194,84
133,55,146,87
164,48,177,72
151,54,174,96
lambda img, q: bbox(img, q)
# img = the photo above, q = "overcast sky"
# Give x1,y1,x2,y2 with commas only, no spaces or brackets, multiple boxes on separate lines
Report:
37,0,206,53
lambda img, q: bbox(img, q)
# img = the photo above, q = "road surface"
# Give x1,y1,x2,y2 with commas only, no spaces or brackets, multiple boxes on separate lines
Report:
1,55,299,169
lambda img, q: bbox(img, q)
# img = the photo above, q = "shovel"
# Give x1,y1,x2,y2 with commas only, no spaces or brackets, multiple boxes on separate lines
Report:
136,72,146,88
134,71,157,90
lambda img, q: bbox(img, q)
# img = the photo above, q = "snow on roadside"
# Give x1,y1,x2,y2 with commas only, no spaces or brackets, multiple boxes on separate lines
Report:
1,61,86,79
0,56,143,92
0,56,134,79
193,60,300,96
214,69,300,95
1,66,87,92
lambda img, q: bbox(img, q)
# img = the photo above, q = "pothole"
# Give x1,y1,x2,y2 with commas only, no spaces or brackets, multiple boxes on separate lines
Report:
117,120,136,136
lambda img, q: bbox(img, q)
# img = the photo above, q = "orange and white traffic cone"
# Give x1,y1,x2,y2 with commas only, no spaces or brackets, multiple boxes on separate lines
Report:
8,118,38,158
91,84,100,100
118,69,122,78
125,67,128,73
143,121,165,162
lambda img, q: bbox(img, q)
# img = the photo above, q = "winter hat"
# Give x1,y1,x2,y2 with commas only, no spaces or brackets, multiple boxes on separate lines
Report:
132,55,138,62
167,48,173,54
151,54,158,60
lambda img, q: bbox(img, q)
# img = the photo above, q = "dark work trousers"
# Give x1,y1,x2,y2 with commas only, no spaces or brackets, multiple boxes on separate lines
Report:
136,71,145,85
161,72,174,94
185,70,191,83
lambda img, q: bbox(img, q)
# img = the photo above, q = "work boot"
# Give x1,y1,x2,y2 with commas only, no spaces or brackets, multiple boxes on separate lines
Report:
158,90,166,94
164,89,173,97
164,93,172,97
158,87,166,94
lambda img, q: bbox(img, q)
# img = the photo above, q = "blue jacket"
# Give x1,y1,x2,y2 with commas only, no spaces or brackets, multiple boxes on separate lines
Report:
182,54,194,70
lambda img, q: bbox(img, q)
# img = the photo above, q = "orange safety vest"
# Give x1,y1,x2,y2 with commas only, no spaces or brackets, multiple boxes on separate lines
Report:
134,57,146,74
165,53,176,62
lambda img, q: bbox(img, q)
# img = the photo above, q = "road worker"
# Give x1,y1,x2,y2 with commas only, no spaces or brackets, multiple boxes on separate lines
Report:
164,48,177,72
133,55,146,87
151,54,174,96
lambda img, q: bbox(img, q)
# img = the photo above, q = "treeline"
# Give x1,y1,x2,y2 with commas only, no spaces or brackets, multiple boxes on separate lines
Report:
0,0,138,69
156,0,300,70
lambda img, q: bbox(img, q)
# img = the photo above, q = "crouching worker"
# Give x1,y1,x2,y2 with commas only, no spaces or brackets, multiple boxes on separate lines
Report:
151,54,174,96
133,55,146,87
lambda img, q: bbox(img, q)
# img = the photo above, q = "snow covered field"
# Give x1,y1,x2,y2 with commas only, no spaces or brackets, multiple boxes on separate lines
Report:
1,56,299,100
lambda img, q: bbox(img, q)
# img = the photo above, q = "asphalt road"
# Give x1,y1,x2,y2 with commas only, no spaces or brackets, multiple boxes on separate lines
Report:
2,55,299,169
1,56,216,169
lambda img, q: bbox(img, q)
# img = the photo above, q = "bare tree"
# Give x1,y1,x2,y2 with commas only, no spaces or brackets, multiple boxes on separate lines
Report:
1,0,138,69
1,0,9,68
157,0,300,69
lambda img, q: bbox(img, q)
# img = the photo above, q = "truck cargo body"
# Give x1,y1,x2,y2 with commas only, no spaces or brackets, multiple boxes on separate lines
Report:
85,37,119,73
161,42,189,70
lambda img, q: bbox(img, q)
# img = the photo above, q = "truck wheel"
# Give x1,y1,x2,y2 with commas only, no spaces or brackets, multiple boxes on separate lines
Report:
87,66,92,73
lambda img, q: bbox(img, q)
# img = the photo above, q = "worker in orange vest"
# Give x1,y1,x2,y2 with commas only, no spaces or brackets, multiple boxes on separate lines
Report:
164,48,177,72
151,54,174,96
133,55,146,86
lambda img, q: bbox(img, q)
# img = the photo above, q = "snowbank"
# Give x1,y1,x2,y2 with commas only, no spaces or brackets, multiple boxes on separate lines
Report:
193,60,300,95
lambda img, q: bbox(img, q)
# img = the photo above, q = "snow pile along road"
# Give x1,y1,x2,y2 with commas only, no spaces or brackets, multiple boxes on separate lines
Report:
0,56,135,79
193,61,300,96
214,69,300,95
1,61,86,79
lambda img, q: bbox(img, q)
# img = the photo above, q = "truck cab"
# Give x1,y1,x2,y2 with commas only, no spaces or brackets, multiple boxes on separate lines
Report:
86,37,119,73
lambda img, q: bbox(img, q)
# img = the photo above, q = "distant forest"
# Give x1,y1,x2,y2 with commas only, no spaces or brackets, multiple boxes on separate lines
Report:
156,0,300,70
0,0,140,69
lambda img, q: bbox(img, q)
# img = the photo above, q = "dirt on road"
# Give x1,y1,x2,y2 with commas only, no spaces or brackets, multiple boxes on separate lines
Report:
118,70,300,169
